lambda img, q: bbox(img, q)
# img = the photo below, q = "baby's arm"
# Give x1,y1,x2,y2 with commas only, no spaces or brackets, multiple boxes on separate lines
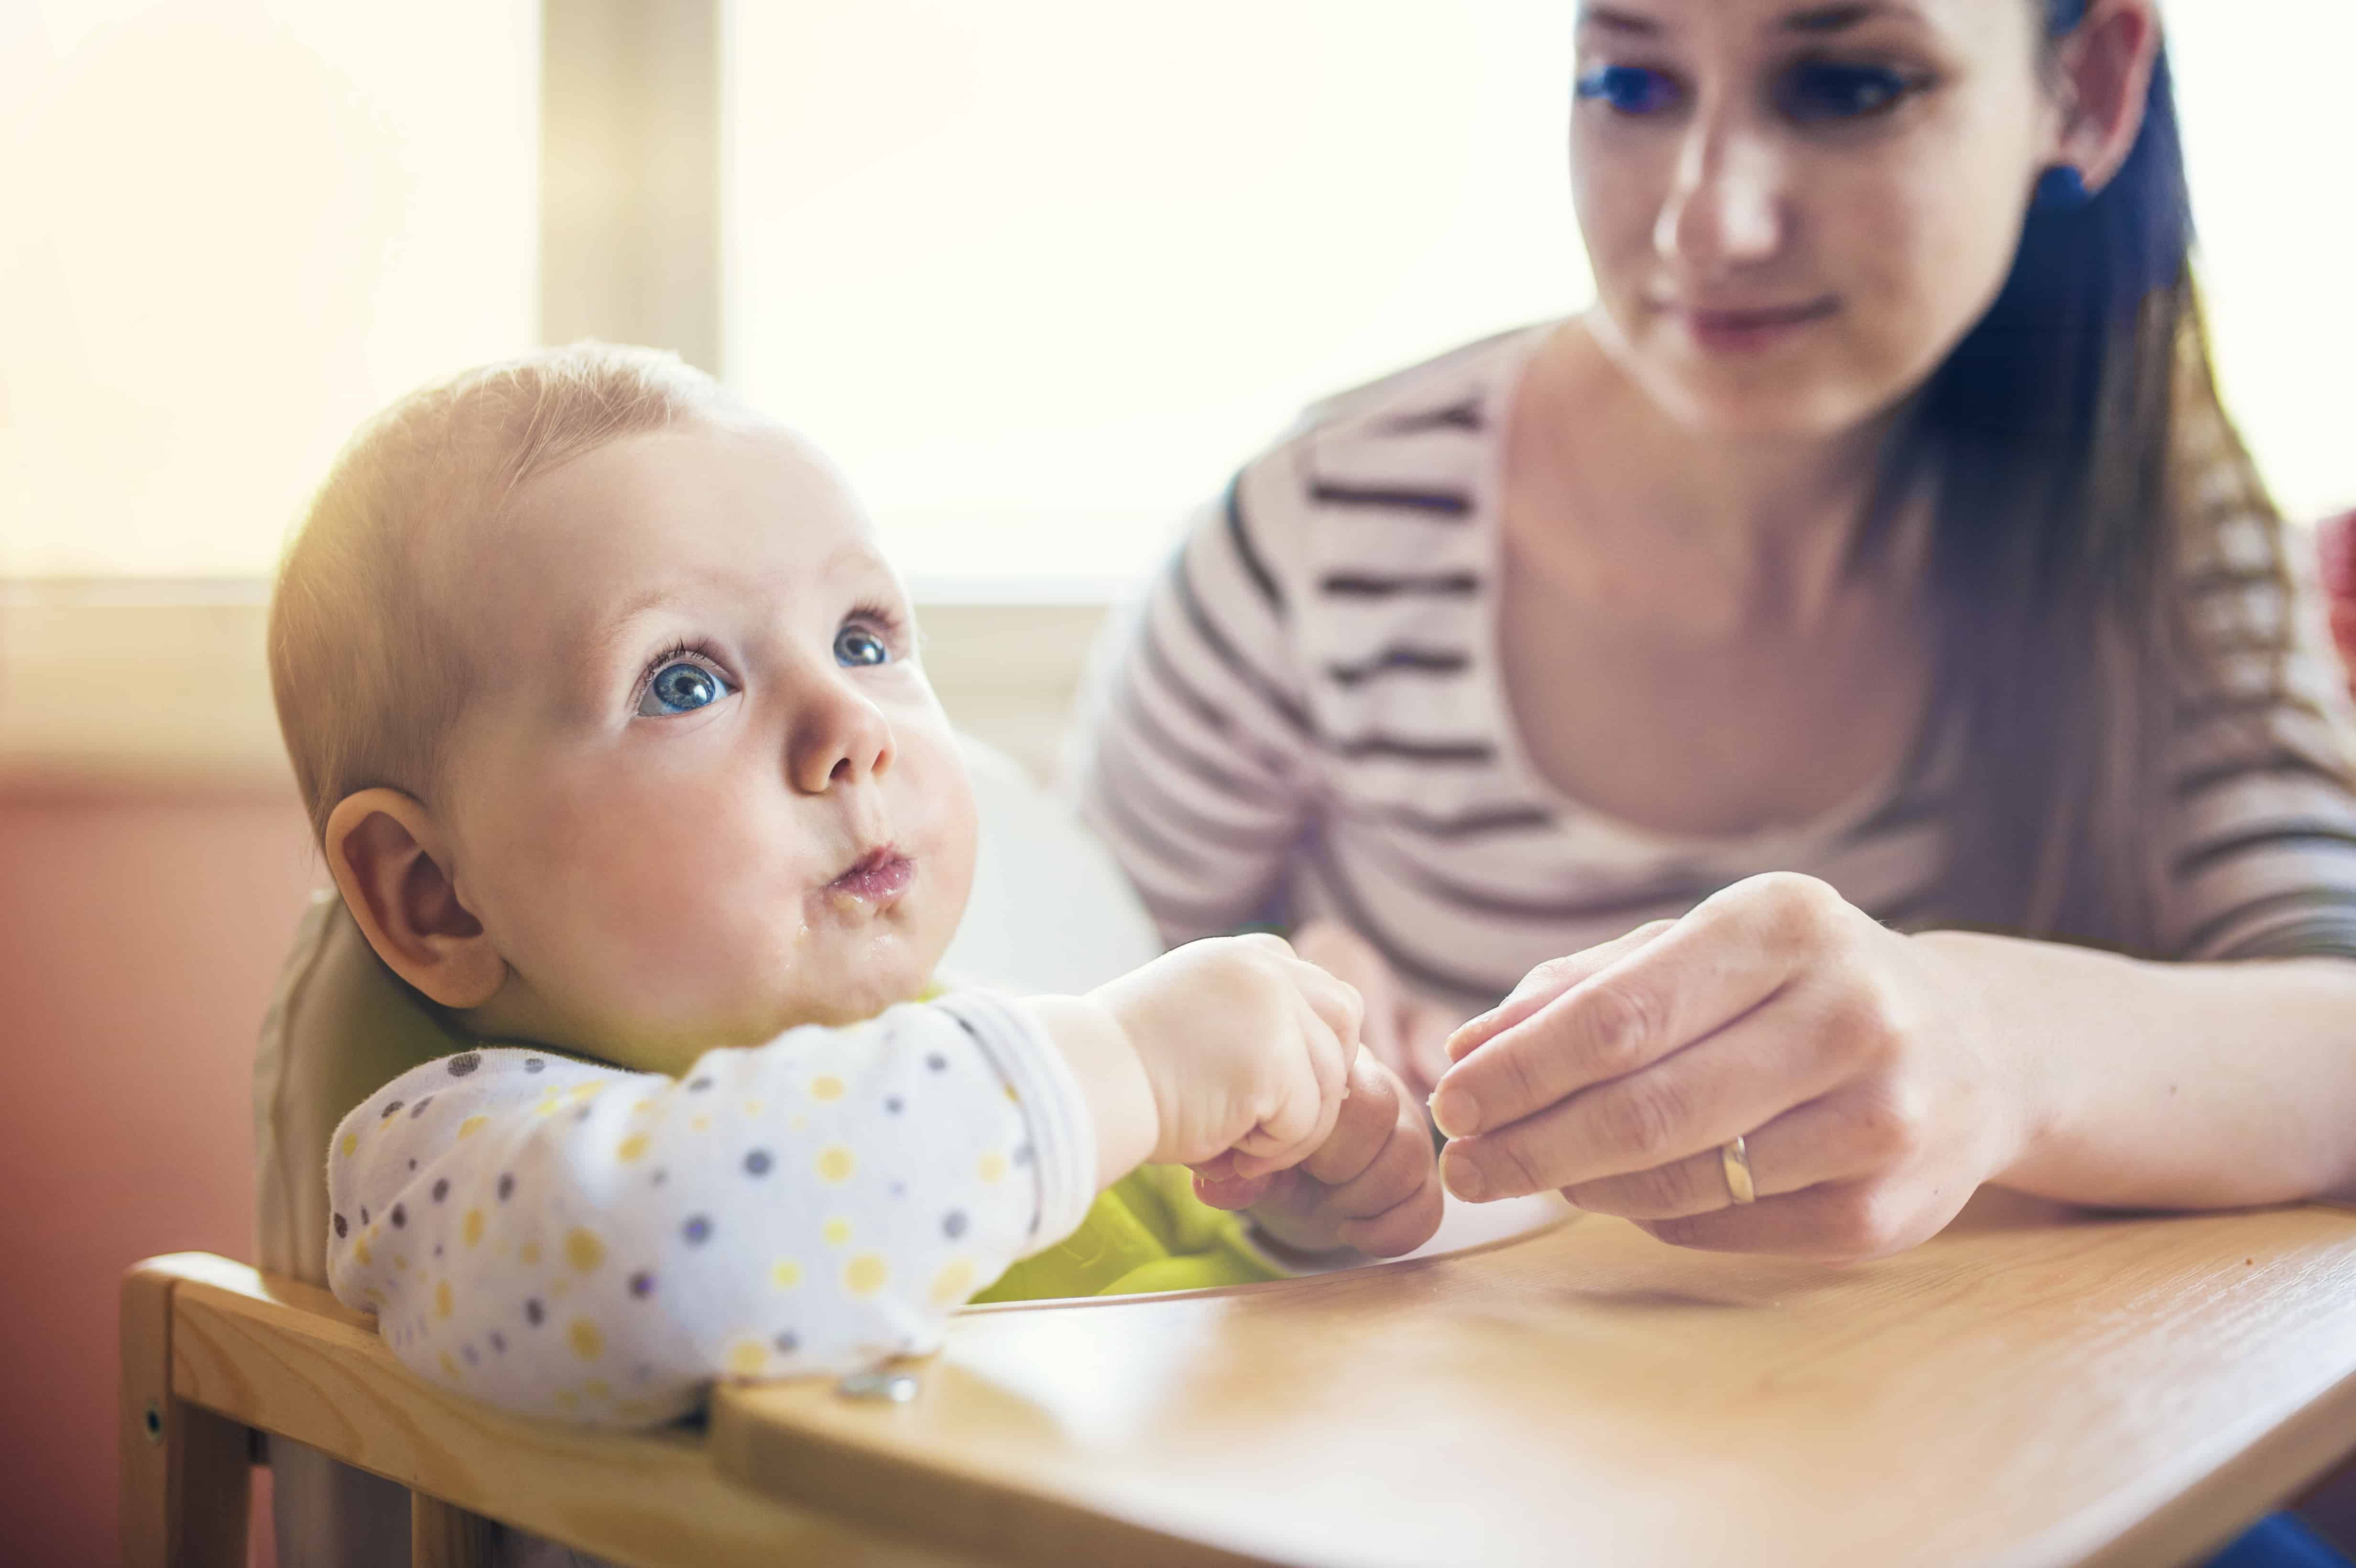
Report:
326,992,1097,1427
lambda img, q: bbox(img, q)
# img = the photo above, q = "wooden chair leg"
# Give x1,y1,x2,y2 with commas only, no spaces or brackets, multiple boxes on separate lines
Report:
411,1492,498,1568
122,1259,251,1568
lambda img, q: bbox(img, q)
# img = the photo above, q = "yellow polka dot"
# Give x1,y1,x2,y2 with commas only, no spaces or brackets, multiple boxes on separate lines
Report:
816,1146,855,1183
844,1253,889,1296
550,1276,573,1298
463,1209,485,1246
616,1133,650,1163
583,1379,611,1399
339,1133,358,1159
435,1279,453,1318
823,1218,852,1246
772,1260,802,1290
534,1092,561,1116
555,1390,579,1412
632,1097,654,1115
727,1339,768,1376
458,1115,488,1139
440,1351,462,1382
742,1099,764,1116
691,1114,711,1132
979,1152,1008,1183
810,1075,844,1101
931,1260,976,1306
568,1318,604,1361
393,1255,409,1273
566,1228,605,1272
352,1237,372,1266
568,1082,602,1104
1006,1083,1019,1102
518,1241,541,1266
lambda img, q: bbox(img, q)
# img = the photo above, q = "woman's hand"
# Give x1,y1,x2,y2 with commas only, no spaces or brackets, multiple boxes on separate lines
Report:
1428,874,2029,1264
1291,918,1462,1096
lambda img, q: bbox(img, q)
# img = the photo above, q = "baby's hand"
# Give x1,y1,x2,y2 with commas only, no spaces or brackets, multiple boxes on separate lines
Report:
1088,933,1358,1180
1199,1055,1444,1258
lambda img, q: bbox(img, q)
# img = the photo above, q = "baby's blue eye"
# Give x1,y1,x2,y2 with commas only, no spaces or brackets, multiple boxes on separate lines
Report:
638,660,731,716
1575,64,1684,117
1775,62,1918,123
834,624,891,668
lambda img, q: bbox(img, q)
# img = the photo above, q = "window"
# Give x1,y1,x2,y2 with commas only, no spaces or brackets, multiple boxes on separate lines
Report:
0,0,537,578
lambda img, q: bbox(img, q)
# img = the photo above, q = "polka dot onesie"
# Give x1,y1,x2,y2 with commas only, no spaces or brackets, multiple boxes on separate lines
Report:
324,991,1095,1427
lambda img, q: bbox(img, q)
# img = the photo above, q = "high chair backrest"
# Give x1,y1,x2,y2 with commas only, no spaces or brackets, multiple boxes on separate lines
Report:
248,733,1163,1566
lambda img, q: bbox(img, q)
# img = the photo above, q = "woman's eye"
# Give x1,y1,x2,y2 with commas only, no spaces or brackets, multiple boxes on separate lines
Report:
1774,61,1919,123
1574,64,1684,117
638,660,732,717
834,624,891,668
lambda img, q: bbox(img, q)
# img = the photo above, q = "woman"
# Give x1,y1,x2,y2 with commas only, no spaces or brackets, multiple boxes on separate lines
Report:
1071,0,2356,1267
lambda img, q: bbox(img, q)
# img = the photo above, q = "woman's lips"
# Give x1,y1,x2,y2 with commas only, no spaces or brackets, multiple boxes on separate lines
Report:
1673,297,1840,353
825,848,915,904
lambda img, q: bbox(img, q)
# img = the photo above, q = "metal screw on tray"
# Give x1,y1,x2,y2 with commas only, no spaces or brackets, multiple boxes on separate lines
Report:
836,1368,919,1404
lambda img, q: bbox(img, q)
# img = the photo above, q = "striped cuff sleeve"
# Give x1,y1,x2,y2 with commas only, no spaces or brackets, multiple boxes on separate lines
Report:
928,990,1100,1256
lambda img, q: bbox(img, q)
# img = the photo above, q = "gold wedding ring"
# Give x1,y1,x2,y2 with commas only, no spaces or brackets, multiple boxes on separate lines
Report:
1721,1135,1758,1206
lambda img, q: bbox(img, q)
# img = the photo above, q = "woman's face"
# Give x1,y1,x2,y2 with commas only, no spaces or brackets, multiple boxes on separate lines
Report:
1570,0,2065,438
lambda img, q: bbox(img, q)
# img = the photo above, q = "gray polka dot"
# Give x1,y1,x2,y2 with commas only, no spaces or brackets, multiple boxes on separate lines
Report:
884,1096,904,1114
925,1053,948,1072
381,1100,404,1118
524,1298,545,1326
942,1210,968,1240
683,1215,712,1245
524,1058,545,1073
629,1270,655,1298
333,1213,347,1238
410,1096,434,1118
389,1204,406,1229
489,1331,506,1354
688,1076,713,1092
496,1174,514,1201
773,1331,799,1354
743,1149,773,1176
447,1053,481,1077
432,1178,450,1203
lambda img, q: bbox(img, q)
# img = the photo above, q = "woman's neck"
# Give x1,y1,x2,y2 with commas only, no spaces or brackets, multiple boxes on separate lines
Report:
1507,316,1919,643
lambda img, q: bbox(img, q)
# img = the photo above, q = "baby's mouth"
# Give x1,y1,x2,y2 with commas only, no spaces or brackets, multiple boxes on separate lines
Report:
824,846,915,905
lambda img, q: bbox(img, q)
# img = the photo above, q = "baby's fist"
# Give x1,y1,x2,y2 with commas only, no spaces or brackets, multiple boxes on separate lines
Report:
1205,1055,1444,1258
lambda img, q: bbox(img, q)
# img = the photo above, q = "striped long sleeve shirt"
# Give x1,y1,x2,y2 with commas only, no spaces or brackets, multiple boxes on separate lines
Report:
1071,323,2356,1017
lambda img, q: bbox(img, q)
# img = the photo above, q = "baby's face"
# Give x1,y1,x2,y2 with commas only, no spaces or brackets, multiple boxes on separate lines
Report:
430,421,977,1070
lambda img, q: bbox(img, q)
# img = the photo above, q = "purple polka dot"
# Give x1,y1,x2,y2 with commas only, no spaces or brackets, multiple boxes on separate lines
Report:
432,1178,450,1203
410,1096,434,1118
447,1053,480,1077
407,1159,417,1171
682,1215,712,1245
742,1149,773,1176
389,1204,406,1229
489,1331,506,1353
884,1096,904,1114
773,1331,799,1354
651,1169,668,1187
381,1100,404,1118
524,1298,544,1326
628,1270,655,1298
462,1345,479,1366
496,1174,514,1201
360,1207,370,1226
524,1058,545,1073
333,1213,348,1238
925,1053,947,1072
943,1210,968,1240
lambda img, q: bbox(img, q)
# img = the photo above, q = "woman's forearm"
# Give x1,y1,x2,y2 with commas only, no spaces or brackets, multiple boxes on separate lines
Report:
1915,930,2356,1209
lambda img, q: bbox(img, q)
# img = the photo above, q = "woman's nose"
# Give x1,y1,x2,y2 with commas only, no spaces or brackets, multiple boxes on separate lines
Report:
787,676,896,795
1654,117,1786,277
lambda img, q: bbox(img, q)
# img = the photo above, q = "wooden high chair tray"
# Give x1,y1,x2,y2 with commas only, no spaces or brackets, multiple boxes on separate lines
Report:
709,1190,2356,1568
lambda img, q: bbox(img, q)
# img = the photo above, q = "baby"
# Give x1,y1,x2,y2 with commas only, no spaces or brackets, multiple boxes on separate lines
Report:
270,343,1442,1427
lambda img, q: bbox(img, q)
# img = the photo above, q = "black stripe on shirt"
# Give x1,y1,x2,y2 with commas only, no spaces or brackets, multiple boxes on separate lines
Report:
1319,570,1483,599
1167,562,1317,740
2179,887,2356,958
1349,802,1557,839
1324,646,1473,686
1092,745,1295,860
2173,821,2356,880
1377,398,1485,436
1307,479,1473,518
1369,842,1722,925
1114,680,1292,806
1088,771,1211,878
1329,734,1496,765
2174,749,2354,801
1222,475,1284,617
2210,916,2356,962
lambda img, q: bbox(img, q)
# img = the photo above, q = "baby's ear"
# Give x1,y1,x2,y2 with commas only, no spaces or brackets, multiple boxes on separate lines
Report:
323,789,507,1010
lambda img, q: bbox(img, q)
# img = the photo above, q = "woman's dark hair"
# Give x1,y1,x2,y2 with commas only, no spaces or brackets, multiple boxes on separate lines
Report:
1882,0,2334,951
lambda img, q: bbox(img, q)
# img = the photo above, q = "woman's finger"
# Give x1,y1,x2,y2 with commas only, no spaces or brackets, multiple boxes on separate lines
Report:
1559,1085,1918,1220
1437,996,1840,1200
1444,920,1675,1065
1430,880,1839,1139
1631,1174,1968,1265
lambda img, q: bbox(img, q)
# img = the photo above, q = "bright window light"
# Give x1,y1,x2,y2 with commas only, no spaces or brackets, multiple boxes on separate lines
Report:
0,0,538,578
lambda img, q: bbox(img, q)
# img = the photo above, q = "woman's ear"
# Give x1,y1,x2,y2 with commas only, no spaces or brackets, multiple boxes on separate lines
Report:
2051,1,2162,192
323,788,508,1010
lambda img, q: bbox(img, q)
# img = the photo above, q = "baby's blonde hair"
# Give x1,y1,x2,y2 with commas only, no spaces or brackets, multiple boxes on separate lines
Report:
269,342,742,842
